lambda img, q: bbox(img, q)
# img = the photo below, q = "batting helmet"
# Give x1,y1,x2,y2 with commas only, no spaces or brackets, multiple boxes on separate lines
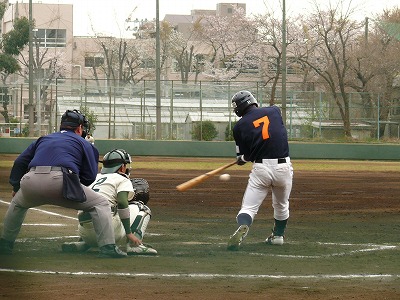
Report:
231,91,258,117
60,109,90,138
101,149,132,174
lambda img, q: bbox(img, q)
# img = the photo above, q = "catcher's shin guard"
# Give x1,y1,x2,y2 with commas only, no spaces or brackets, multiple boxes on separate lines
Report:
129,201,152,239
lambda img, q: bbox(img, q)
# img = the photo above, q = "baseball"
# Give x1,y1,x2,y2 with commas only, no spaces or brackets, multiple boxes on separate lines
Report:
219,173,231,181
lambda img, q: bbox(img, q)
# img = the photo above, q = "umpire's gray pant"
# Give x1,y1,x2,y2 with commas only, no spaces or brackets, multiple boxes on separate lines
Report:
2,168,115,247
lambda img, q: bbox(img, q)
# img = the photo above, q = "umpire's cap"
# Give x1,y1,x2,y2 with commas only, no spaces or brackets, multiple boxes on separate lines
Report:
60,109,90,136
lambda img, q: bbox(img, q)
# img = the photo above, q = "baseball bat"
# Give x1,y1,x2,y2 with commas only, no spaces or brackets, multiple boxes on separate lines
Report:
176,160,237,192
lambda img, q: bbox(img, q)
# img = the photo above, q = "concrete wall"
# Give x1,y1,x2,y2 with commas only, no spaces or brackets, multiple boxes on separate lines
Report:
1,138,400,160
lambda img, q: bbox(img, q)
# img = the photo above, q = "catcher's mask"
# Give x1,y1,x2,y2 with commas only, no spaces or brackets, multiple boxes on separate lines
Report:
101,149,132,175
60,109,90,138
231,90,258,117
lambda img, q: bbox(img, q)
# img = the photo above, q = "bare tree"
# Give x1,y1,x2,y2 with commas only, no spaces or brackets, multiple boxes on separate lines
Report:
89,36,154,94
364,8,400,137
168,30,203,83
18,34,67,135
254,11,302,105
296,2,363,137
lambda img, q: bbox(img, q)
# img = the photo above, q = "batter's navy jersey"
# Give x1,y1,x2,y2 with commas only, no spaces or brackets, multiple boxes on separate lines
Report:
233,105,289,162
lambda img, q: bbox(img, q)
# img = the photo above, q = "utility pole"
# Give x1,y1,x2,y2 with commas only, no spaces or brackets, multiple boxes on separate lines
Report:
365,17,369,47
28,0,34,136
155,0,161,139
281,0,287,125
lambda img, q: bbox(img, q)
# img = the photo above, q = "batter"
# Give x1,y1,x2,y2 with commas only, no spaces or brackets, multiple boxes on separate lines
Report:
227,91,293,251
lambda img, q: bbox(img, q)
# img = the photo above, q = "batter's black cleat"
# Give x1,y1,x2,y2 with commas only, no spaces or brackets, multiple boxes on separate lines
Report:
0,238,14,255
98,244,127,258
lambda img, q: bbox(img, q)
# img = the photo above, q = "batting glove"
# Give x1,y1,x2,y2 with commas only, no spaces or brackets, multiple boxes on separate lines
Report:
236,155,247,166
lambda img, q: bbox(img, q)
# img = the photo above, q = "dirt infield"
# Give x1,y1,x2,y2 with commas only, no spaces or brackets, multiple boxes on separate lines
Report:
0,156,399,299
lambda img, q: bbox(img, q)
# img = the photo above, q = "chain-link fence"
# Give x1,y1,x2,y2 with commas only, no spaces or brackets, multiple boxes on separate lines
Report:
1,79,399,141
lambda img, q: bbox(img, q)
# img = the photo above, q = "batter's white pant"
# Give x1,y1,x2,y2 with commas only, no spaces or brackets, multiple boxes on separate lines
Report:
238,158,293,222
78,202,150,247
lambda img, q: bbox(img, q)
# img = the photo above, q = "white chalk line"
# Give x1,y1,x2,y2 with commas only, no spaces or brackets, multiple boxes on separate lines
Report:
249,244,397,259
0,268,398,280
0,199,78,220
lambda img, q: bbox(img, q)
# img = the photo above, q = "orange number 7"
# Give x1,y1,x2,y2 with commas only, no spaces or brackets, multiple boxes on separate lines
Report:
253,116,270,140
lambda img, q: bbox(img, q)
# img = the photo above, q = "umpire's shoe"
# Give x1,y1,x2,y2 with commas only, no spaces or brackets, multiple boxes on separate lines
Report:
0,238,14,255
98,244,127,258
227,225,249,251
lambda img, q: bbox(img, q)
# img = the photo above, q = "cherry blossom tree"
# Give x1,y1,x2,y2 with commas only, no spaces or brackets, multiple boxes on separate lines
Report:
195,6,258,81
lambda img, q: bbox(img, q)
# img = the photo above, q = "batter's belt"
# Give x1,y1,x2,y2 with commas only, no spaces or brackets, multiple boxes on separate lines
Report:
254,157,289,164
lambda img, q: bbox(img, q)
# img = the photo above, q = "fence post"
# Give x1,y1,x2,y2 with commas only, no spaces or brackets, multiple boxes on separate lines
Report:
289,94,293,138
55,79,58,131
20,84,23,135
200,81,203,140
170,80,174,140
377,94,380,140
319,91,322,138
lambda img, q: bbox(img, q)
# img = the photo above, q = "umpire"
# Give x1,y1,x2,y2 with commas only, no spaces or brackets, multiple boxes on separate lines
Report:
0,109,127,258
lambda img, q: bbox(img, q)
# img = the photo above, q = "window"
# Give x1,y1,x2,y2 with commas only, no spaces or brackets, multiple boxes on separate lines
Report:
0,87,10,105
241,56,259,74
140,58,155,69
267,56,278,72
171,57,203,73
287,57,302,75
172,59,179,72
85,56,104,68
35,29,66,48
194,54,205,72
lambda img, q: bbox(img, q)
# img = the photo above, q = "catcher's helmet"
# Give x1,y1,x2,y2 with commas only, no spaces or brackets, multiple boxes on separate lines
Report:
101,149,132,174
231,91,258,117
60,109,90,138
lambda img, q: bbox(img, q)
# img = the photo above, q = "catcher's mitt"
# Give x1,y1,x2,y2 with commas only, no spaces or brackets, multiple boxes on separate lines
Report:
130,178,150,204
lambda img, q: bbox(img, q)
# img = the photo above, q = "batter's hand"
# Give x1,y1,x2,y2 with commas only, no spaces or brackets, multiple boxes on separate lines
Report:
126,232,141,246
236,155,247,166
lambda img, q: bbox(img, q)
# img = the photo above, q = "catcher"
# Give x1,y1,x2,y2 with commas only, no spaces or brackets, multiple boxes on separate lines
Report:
62,149,157,255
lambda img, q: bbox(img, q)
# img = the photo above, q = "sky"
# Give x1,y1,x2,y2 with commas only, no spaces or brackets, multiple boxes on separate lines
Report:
10,0,400,37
